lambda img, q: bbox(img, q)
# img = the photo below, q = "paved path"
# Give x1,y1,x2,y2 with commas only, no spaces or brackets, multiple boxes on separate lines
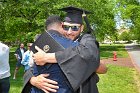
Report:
125,44,140,72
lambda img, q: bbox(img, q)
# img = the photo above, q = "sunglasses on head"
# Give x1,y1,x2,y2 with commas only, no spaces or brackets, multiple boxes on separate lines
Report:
62,25,81,31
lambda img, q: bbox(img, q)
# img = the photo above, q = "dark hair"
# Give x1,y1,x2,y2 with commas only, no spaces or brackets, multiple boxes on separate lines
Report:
19,43,24,47
45,15,62,29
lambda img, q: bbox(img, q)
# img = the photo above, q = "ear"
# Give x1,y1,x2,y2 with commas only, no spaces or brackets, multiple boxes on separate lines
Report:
61,22,64,26
59,22,65,35
80,25,84,32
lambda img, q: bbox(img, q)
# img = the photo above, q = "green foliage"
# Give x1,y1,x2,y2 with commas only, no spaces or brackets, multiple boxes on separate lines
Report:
131,27,140,41
0,0,116,44
119,31,131,41
116,0,140,41
2,0,140,44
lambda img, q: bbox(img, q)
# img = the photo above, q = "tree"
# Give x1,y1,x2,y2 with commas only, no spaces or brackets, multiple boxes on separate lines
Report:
116,0,140,41
119,31,131,41
0,0,116,45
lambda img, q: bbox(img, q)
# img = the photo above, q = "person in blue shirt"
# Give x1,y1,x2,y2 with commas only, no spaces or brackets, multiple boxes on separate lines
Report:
21,43,34,72
31,15,79,93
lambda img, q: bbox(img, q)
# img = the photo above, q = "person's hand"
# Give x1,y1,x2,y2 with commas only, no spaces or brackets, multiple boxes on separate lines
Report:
30,74,59,93
33,46,47,65
33,46,57,65
96,60,108,74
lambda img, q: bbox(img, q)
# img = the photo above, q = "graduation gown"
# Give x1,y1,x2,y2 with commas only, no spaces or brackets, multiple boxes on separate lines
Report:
55,34,100,93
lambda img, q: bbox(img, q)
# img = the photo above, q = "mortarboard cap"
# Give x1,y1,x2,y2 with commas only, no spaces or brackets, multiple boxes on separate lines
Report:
59,6,91,24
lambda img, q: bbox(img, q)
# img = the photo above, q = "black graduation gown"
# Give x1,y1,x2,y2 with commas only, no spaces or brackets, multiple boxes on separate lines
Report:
55,34,100,93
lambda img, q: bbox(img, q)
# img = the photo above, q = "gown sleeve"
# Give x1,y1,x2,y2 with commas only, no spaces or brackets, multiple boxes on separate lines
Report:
21,68,34,93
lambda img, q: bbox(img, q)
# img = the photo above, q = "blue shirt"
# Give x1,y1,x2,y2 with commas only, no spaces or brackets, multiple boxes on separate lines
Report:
21,50,32,72
32,30,79,93
48,30,79,48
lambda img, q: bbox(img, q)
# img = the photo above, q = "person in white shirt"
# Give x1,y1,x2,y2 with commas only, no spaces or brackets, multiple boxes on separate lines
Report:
0,42,10,93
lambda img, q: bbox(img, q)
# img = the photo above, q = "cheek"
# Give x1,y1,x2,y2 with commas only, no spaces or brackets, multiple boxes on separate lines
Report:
74,32,80,37
62,31,67,36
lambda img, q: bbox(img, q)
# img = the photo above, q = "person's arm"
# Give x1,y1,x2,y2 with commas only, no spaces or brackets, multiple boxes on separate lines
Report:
22,69,59,93
33,48,107,74
21,53,28,65
22,68,34,93
14,53,18,60
96,62,107,74
33,46,57,65
14,48,21,60
30,74,59,93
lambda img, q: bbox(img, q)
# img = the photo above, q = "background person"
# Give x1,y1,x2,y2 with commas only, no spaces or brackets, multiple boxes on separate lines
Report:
13,43,26,79
0,42,10,93
21,43,34,72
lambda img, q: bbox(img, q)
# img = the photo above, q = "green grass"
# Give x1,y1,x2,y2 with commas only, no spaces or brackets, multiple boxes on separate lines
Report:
100,44,129,59
98,64,139,93
9,51,24,93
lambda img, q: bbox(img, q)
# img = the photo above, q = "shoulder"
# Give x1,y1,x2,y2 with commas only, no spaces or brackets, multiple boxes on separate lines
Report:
0,42,9,51
80,34,95,43
0,42,8,48
16,48,20,50
15,48,20,52
49,30,70,42
47,30,63,37
82,34,95,39
24,51,29,55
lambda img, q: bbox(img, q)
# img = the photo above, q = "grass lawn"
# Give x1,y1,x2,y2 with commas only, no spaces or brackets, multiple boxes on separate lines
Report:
100,44,129,59
98,64,139,93
98,44,140,93
9,44,140,93
9,49,24,93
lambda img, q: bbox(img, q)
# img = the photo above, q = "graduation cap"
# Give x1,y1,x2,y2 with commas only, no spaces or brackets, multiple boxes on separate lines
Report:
59,6,91,24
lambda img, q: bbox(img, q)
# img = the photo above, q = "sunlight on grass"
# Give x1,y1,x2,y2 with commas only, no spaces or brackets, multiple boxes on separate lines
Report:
98,64,139,93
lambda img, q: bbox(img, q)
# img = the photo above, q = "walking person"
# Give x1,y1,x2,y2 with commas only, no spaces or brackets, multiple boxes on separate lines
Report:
13,43,26,79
